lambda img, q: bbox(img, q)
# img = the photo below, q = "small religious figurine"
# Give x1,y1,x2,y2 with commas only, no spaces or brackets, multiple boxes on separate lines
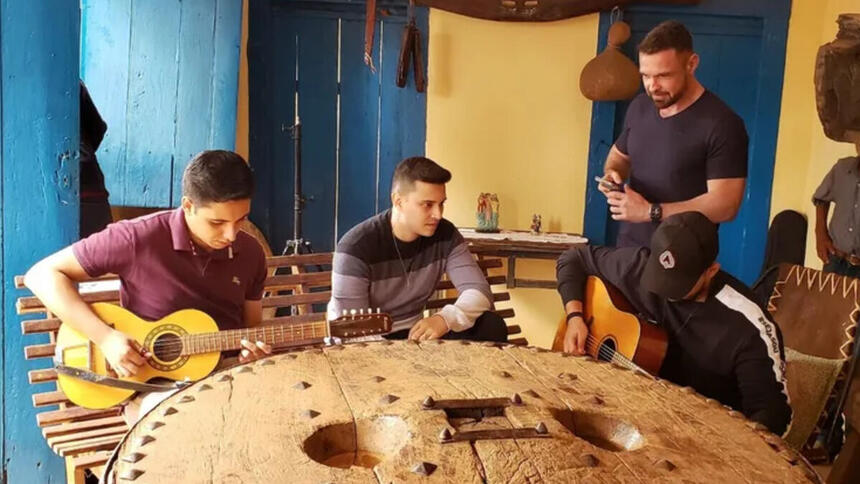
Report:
530,214,542,234
476,193,500,232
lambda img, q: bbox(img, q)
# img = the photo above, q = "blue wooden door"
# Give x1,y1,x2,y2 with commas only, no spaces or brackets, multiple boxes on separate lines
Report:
583,0,791,284
249,1,428,253
2,2,81,481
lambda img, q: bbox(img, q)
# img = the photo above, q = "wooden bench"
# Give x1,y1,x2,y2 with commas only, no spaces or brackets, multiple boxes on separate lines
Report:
15,251,521,483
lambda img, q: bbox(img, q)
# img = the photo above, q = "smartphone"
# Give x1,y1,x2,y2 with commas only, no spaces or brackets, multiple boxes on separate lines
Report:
594,176,623,192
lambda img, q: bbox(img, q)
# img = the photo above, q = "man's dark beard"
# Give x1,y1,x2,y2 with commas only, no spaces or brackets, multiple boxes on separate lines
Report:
648,89,683,109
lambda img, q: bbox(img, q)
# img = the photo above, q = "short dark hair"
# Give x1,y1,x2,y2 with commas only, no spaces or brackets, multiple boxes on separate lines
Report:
182,150,254,205
638,21,693,55
391,156,452,193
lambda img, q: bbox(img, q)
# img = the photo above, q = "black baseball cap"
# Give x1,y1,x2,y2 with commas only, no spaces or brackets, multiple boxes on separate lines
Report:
641,212,719,299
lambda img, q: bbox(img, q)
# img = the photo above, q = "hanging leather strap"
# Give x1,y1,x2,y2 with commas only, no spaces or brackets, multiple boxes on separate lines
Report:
364,0,377,71
411,21,426,93
54,362,190,393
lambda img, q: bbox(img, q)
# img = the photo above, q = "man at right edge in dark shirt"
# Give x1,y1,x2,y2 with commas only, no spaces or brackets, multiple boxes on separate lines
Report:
556,212,791,435
599,20,749,248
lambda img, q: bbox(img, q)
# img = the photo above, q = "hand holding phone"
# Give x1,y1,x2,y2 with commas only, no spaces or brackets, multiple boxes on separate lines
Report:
594,176,623,193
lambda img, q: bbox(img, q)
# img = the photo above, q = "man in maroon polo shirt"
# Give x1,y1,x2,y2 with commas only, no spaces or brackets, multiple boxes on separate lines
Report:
25,150,270,421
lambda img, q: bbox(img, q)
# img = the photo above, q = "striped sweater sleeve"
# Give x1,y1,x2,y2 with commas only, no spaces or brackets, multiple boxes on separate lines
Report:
436,236,492,331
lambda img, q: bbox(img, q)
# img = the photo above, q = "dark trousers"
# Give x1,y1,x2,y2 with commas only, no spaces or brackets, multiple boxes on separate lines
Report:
385,311,508,342
824,256,860,279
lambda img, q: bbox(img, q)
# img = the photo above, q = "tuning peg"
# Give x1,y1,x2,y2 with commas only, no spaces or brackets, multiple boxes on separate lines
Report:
359,308,365,315
342,309,347,317
376,307,381,314
367,307,372,314
350,309,357,318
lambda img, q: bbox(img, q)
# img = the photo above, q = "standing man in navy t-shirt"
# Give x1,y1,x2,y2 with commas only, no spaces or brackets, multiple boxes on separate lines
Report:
598,20,749,248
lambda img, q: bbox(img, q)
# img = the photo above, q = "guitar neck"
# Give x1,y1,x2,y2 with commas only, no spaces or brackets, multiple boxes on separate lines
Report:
181,321,329,355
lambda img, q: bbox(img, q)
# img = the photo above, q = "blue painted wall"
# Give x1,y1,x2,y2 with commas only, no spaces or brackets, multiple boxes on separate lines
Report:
583,0,791,284
2,1,80,482
81,0,243,208
249,0,428,253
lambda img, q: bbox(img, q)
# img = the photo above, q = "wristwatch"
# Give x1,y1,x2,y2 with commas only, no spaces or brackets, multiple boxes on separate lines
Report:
649,203,663,223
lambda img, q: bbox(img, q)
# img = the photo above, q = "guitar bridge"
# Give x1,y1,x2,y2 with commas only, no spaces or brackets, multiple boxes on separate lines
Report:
55,341,96,372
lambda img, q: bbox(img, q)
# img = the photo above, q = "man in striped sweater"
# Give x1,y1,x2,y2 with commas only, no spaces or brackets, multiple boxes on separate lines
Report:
327,157,507,342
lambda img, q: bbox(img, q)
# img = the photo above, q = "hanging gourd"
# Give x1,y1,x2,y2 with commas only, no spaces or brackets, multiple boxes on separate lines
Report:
579,13,640,101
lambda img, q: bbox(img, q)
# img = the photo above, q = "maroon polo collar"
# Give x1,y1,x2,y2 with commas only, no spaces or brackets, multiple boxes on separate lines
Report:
168,207,237,260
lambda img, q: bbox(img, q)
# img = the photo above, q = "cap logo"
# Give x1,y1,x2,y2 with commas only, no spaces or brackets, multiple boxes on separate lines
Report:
659,250,675,269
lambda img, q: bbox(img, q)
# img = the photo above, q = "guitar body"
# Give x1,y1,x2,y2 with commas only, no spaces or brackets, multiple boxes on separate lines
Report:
552,277,668,376
56,303,221,409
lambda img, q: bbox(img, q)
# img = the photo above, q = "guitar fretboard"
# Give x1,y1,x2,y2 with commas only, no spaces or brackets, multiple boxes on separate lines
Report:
181,321,329,355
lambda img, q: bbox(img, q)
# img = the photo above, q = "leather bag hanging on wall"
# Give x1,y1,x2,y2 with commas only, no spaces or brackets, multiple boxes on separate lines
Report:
579,18,640,101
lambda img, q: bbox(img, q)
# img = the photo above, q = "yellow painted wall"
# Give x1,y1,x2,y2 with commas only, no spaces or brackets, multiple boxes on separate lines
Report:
425,10,599,348
770,0,859,269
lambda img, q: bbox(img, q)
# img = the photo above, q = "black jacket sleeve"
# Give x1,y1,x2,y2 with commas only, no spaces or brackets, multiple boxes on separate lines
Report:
734,335,792,435
556,245,649,307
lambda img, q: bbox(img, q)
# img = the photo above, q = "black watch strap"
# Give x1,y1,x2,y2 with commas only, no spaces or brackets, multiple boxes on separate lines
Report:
566,311,584,322
650,203,663,223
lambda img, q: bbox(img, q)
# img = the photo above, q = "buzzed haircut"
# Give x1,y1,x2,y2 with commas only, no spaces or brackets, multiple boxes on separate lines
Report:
391,156,452,194
638,20,693,55
182,150,254,205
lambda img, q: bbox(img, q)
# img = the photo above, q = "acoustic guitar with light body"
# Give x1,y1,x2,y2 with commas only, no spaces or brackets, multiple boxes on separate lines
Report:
55,303,392,409
552,276,668,376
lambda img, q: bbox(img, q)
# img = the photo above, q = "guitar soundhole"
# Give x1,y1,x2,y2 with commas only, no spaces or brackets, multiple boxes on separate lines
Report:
596,338,617,363
152,333,183,362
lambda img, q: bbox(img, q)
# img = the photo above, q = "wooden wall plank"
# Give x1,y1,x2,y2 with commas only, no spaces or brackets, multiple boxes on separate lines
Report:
171,0,217,205
296,14,339,251
268,9,299,252
124,0,181,207
80,0,132,205
2,1,81,480
336,18,380,241
210,0,244,149
376,10,429,211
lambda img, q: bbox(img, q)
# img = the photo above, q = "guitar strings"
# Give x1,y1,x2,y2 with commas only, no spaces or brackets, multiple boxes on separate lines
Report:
581,333,648,375
148,321,339,353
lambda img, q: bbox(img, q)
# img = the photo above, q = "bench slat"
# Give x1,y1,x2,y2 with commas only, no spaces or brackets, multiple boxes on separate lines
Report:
509,337,528,346
436,275,507,290
264,272,330,288
506,325,521,335
17,291,119,314
48,424,128,447
29,368,58,384
33,390,69,408
267,253,334,267
37,406,121,428
425,292,510,310
262,291,332,308
497,308,515,319
43,416,127,439
25,343,55,360
14,273,118,289
21,317,61,335
56,434,124,457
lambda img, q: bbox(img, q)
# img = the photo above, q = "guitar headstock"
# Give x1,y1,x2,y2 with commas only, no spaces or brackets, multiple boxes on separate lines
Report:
329,309,393,338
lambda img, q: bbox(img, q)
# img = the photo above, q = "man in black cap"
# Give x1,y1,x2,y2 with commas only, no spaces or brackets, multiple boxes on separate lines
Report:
556,211,791,435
